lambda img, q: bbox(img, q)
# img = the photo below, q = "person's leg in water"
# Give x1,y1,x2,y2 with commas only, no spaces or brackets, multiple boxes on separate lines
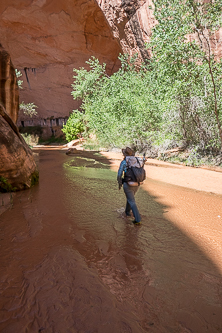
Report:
123,182,141,223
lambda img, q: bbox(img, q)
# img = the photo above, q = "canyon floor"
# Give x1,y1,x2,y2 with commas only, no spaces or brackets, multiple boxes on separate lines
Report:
0,147,222,333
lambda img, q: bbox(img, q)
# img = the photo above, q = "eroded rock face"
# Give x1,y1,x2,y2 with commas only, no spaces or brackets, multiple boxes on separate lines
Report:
0,45,38,192
0,0,123,120
0,103,38,191
96,0,155,62
0,43,19,123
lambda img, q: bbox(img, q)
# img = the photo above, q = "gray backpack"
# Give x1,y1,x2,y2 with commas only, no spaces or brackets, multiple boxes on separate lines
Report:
124,156,146,184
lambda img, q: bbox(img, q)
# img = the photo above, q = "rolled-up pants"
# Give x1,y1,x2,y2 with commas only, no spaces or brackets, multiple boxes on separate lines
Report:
123,182,141,223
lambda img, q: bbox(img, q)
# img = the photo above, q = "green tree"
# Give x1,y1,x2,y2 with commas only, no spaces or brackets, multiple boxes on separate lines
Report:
62,110,85,142
68,0,222,155
70,56,162,148
149,0,222,146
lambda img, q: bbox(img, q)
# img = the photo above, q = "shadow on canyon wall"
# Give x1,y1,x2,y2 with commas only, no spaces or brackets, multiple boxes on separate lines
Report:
0,149,221,333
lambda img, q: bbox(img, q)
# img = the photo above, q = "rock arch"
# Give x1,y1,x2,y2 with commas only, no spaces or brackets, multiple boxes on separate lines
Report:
0,0,124,121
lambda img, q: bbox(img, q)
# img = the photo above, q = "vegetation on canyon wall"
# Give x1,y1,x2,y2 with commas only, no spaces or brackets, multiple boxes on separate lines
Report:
63,0,222,166
16,69,38,118
0,176,17,193
0,171,39,193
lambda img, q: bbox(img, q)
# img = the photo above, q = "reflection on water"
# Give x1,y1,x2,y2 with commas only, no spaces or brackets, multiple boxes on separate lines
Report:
0,150,222,333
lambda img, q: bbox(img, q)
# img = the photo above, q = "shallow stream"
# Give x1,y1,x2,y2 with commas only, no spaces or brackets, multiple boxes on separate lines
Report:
0,149,222,333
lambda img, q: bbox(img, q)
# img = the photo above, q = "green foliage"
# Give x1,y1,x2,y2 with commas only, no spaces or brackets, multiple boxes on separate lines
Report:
19,126,42,147
62,110,85,142
15,70,38,117
71,57,107,100
149,0,222,145
15,69,23,89
31,171,39,187
71,55,164,147
38,137,67,145
19,101,38,117
0,177,17,193
21,133,39,147
67,0,222,157
38,136,67,145
82,138,102,151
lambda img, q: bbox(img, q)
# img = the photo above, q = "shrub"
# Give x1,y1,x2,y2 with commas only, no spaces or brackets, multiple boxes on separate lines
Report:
62,110,85,142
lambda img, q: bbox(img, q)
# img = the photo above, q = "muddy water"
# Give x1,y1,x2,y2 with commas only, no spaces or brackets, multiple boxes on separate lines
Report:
0,149,222,333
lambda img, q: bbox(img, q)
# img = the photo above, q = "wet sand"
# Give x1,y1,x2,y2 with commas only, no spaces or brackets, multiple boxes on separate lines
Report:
0,148,222,333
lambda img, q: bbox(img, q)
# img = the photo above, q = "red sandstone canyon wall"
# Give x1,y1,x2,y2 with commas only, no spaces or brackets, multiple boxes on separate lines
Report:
0,45,38,191
96,0,155,61
0,0,123,120
0,44,19,123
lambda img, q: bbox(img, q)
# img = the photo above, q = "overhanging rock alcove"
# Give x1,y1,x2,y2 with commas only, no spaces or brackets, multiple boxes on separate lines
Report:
0,0,123,129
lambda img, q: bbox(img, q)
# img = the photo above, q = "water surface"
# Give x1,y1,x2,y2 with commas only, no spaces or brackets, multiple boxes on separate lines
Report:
0,149,222,333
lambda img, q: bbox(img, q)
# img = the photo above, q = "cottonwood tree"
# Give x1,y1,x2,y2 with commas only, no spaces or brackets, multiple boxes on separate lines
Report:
150,0,222,147
70,56,161,148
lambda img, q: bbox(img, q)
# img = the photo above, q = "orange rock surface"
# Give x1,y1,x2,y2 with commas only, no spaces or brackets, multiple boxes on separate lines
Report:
0,0,123,119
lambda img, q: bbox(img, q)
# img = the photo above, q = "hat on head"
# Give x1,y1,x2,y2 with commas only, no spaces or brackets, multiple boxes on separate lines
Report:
122,147,135,156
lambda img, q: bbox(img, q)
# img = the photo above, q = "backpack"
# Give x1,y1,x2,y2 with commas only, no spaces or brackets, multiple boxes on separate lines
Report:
124,156,146,184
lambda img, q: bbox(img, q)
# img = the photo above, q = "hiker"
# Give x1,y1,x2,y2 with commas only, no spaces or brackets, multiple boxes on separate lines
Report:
117,147,146,225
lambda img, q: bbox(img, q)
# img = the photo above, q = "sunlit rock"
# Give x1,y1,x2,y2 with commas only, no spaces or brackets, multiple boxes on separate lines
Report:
96,0,155,62
0,0,123,120
0,45,38,192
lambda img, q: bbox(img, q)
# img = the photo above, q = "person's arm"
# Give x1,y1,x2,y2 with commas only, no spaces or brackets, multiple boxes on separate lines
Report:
117,160,126,188
142,154,147,165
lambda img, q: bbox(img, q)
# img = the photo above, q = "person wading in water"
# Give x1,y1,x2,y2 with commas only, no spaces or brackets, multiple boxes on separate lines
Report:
117,147,146,225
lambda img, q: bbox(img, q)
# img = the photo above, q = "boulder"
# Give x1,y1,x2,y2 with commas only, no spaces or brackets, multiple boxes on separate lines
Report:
66,148,80,155
0,103,39,192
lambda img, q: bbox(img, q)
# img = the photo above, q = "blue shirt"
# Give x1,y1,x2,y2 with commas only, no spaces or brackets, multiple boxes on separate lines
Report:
117,159,127,185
